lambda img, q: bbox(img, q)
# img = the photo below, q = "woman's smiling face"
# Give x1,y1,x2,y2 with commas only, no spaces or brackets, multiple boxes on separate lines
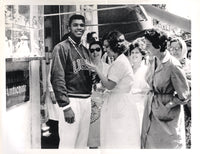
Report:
169,41,182,60
130,47,143,64
90,44,102,62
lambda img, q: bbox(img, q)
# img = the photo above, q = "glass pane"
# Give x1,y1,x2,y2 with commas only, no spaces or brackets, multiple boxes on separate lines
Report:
5,5,44,58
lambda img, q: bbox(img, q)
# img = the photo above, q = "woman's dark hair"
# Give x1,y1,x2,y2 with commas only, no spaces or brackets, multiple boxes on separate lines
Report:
144,29,169,52
128,37,147,57
107,31,125,55
69,14,85,26
101,32,109,43
89,41,103,54
129,42,147,57
87,32,97,43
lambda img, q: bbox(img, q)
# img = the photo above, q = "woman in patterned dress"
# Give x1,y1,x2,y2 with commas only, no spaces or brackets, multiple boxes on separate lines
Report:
87,41,110,148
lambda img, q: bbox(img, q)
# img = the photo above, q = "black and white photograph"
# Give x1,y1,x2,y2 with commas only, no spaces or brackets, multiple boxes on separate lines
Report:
0,0,200,154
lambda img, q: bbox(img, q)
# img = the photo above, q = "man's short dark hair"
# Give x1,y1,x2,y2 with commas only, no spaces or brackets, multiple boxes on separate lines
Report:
69,14,85,26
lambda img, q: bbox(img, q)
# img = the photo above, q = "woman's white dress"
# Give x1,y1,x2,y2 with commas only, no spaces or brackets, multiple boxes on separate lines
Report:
131,62,149,133
100,54,140,148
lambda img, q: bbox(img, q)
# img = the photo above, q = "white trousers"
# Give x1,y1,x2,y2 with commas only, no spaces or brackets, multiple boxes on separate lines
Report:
58,97,91,149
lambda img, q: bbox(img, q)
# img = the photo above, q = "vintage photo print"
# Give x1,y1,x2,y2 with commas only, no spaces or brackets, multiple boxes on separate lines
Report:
0,0,199,154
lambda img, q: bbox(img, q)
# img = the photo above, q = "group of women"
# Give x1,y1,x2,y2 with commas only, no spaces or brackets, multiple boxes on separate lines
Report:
45,28,191,149
86,28,190,149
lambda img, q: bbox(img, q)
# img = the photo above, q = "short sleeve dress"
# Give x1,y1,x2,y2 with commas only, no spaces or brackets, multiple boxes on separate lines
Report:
100,54,140,148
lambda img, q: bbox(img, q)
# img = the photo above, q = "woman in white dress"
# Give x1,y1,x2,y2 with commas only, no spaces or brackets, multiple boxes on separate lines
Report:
87,41,110,148
86,31,140,148
128,38,150,133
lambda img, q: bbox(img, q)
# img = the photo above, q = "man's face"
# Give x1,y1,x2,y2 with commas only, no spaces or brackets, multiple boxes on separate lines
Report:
69,19,85,38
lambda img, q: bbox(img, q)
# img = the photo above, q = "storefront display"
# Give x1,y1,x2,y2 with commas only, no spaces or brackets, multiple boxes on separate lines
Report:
5,5,44,58
5,5,45,148
5,5,45,110
6,69,29,109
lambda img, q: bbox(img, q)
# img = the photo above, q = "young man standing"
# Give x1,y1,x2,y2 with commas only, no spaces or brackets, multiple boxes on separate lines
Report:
50,14,93,148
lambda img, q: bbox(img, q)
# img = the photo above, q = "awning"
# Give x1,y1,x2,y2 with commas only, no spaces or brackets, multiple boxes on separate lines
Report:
97,5,153,41
142,5,191,33
97,5,191,41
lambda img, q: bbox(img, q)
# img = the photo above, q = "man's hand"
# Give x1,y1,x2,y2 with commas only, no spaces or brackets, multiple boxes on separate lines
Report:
63,107,75,124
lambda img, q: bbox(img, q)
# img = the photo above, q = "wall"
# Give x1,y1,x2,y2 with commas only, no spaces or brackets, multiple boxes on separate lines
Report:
5,102,31,153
